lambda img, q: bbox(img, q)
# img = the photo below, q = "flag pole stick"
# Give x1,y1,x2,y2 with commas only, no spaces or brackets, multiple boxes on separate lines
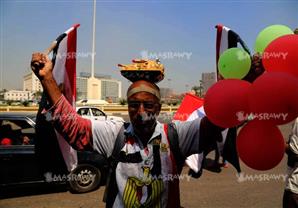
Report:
44,40,57,55
31,41,57,71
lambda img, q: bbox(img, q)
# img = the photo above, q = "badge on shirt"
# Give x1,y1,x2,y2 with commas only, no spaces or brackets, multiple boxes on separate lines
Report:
160,143,168,152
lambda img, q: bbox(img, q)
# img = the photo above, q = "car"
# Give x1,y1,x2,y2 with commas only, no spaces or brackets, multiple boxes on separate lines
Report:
76,106,124,122
0,112,108,193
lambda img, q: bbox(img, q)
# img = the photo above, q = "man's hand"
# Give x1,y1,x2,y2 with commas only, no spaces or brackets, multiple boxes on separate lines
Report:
31,53,53,80
30,52,61,105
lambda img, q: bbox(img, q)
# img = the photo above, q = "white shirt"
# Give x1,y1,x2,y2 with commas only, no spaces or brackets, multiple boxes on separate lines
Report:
285,118,298,194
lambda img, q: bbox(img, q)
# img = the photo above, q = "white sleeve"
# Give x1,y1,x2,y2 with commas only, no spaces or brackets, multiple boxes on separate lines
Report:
91,120,124,157
289,118,298,155
174,118,201,157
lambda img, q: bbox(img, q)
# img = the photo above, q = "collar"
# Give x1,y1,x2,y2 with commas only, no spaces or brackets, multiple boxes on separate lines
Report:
125,121,163,147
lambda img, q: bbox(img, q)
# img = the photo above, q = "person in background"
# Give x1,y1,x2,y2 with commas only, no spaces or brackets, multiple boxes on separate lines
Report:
284,117,298,208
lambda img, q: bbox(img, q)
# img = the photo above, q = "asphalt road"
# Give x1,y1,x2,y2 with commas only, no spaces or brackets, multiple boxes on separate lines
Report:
0,118,294,208
0,157,289,208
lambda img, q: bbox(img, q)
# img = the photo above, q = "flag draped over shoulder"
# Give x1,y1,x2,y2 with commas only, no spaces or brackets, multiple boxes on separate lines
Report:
172,94,206,174
215,24,251,81
173,92,241,174
36,24,80,173
52,24,80,171
172,93,204,121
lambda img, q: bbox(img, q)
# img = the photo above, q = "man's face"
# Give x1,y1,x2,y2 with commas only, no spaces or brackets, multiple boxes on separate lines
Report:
128,91,161,135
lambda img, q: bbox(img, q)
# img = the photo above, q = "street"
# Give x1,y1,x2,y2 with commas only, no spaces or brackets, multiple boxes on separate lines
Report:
0,158,287,208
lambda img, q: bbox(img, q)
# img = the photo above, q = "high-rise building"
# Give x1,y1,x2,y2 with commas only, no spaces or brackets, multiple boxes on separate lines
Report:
23,71,43,92
76,76,88,100
201,72,216,95
76,72,122,102
101,79,122,102
160,87,173,99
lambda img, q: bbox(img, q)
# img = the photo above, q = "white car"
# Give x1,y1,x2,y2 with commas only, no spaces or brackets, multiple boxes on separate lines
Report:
76,106,124,122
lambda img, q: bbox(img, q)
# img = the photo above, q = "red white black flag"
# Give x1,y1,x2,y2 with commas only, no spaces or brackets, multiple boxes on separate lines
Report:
215,24,251,81
52,24,80,171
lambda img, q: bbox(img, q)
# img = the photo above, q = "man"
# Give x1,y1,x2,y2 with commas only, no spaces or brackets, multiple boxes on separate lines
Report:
31,53,222,208
284,118,298,208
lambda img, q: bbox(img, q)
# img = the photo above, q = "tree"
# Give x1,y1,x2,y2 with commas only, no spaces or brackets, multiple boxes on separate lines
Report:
22,100,29,107
33,91,43,101
191,80,203,97
119,98,127,105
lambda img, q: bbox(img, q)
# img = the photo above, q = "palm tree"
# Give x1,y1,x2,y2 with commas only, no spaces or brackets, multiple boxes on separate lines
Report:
191,80,204,97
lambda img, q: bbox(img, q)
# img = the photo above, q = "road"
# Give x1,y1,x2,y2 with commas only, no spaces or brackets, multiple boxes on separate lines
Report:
0,157,288,208
0,117,294,208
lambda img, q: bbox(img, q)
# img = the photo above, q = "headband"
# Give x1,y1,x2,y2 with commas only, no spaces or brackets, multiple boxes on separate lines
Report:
127,84,161,99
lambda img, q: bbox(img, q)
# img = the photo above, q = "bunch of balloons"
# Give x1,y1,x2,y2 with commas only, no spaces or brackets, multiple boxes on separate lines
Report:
205,24,298,171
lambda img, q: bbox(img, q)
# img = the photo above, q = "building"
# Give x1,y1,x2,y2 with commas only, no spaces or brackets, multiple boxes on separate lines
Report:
76,76,88,100
101,79,122,102
23,71,43,92
160,87,173,99
76,72,122,103
22,71,122,103
4,90,34,101
201,72,216,95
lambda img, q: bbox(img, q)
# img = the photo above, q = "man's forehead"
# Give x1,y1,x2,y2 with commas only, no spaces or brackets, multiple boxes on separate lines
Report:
127,81,160,100
127,91,159,102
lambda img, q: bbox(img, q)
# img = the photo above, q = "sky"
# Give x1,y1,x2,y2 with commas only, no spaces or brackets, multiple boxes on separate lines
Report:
0,0,297,95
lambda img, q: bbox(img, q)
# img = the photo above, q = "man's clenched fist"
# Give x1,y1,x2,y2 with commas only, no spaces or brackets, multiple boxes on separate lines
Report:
31,53,53,80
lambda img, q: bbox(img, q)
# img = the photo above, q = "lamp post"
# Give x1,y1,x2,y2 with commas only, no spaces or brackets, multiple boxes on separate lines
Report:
91,0,96,78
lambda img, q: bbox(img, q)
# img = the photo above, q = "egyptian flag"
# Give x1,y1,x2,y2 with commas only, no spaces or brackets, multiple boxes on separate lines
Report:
215,24,251,81
36,25,80,172
173,94,205,174
173,93,241,174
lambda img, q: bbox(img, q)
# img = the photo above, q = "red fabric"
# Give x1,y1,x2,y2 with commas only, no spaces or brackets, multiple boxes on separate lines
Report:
164,124,181,208
1,138,12,145
173,93,204,121
64,24,79,104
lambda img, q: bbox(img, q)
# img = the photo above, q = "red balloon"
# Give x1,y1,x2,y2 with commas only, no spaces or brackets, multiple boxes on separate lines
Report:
262,34,298,78
249,72,298,125
204,79,251,128
237,120,285,171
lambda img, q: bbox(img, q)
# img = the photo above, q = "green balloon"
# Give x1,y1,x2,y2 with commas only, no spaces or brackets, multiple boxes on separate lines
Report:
254,24,293,53
218,48,251,79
